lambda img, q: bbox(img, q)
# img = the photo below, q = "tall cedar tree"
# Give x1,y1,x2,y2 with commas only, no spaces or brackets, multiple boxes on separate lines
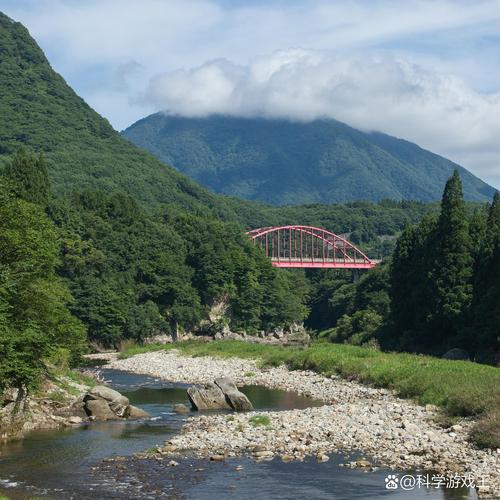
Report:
471,192,500,360
390,214,437,351
430,170,473,347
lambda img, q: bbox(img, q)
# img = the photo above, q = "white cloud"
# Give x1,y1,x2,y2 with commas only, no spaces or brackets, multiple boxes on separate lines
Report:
142,49,500,187
1,0,500,187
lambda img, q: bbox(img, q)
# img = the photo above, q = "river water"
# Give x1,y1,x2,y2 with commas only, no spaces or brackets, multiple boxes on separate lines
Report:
0,370,477,499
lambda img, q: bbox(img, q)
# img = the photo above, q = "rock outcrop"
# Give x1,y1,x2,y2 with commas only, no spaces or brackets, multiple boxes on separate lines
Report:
85,399,117,420
213,323,310,347
187,382,231,411
86,385,130,417
82,385,150,420
187,378,253,411
214,378,253,411
126,405,150,419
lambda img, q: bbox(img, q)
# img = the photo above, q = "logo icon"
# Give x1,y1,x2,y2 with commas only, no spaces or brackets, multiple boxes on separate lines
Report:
385,474,399,490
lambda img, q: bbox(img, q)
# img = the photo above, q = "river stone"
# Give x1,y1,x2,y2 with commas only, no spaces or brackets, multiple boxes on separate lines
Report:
84,399,118,420
173,404,190,414
69,399,88,418
214,378,253,411
86,385,130,417
356,459,372,468
126,405,150,419
187,383,231,410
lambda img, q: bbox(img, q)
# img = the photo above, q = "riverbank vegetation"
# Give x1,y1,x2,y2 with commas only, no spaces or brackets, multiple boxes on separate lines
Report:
119,339,500,448
0,149,309,395
0,171,86,394
306,172,499,364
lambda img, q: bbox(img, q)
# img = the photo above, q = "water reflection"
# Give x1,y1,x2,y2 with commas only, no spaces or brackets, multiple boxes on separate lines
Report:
240,385,323,410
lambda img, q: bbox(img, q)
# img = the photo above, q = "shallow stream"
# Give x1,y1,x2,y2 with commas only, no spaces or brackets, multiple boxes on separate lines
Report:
0,370,476,499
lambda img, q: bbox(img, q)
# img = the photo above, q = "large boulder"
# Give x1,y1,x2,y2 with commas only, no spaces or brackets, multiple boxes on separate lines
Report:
215,378,253,411
126,405,150,419
85,385,130,417
63,398,87,419
85,399,118,420
187,379,253,411
82,385,148,420
187,383,230,410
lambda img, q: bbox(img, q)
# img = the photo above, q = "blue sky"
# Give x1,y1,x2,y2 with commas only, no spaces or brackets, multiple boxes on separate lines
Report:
1,0,499,188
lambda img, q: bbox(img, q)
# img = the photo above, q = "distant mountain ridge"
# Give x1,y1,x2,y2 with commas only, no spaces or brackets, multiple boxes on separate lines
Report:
122,114,495,204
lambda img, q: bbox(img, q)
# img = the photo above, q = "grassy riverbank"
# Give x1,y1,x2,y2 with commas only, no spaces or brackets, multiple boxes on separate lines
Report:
120,340,500,448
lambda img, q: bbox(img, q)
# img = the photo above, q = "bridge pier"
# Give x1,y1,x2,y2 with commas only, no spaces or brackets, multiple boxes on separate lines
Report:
352,269,362,282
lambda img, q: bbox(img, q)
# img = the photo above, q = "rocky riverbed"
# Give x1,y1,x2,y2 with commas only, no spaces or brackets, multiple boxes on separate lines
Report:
110,350,500,497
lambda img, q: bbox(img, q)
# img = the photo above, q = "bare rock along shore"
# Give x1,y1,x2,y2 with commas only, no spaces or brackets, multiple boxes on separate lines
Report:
109,350,500,497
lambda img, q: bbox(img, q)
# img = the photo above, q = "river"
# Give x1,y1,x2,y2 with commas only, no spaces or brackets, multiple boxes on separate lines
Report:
0,370,477,499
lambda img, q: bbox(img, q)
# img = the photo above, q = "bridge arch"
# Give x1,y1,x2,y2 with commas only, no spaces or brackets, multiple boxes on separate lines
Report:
246,225,378,269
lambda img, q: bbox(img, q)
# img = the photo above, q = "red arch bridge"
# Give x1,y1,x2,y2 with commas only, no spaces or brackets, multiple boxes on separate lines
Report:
247,226,379,269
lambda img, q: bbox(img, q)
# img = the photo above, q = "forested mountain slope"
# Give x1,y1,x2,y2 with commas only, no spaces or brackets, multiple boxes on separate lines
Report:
123,113,494,205
0,12,236,216
0,11,443,247
0,11,308,352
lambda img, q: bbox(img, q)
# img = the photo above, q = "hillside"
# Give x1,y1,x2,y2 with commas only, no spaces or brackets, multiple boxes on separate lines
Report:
0,12,237,216
122,114,495,204
0,11,308,349
0,11,441,254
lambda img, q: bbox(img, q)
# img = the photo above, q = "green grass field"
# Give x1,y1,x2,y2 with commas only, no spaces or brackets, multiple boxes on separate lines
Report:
119,340,500,448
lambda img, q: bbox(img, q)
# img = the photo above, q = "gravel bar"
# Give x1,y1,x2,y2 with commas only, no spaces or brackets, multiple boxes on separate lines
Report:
109,350,499,497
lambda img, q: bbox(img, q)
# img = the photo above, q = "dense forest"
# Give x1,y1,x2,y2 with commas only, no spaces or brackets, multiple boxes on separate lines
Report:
308,172,499,364
122,113,494,204
0,150,310,391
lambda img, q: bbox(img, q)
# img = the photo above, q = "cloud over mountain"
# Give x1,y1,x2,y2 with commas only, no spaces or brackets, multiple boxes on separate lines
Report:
3,0,500,187
142,49,500,187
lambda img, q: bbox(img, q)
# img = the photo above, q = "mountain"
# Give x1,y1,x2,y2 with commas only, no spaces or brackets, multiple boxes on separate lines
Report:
0,11,309,350
0,12,238,216
122,114,495,204
0,10,437,244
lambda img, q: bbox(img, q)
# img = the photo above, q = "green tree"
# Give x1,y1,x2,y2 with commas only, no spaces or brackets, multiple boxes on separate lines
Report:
0,180,85,392
232,268,263,333
389,214,437,350
2,149,50,205
124,302,169,343
329,309,383,346
470,192,500,360
304,270,354,331
430,170,473,347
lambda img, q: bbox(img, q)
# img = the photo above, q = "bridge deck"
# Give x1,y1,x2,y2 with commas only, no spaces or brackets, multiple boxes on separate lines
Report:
270,257,379,269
